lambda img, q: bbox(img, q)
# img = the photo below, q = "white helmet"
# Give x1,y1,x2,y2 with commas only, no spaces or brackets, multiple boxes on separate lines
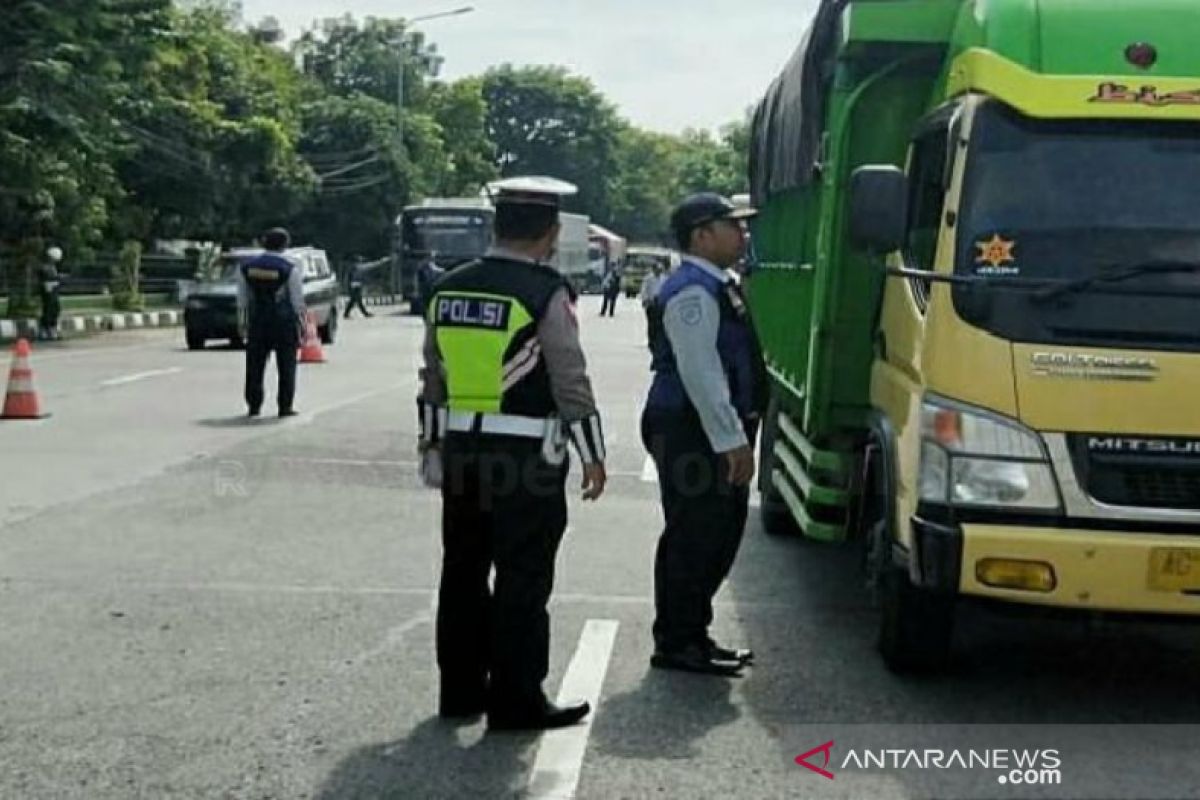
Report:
46,246,63,262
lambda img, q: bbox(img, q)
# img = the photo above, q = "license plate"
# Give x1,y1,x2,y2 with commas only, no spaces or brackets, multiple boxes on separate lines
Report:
1148,548,1200,592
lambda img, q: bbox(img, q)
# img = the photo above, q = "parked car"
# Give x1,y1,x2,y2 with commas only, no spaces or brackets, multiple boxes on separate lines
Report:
183,247,340,350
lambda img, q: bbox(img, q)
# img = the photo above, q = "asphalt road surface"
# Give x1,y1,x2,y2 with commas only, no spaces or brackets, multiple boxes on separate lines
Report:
4,297,1200,800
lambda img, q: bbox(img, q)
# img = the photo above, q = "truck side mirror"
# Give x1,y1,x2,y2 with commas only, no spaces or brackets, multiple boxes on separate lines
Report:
849,166,909,254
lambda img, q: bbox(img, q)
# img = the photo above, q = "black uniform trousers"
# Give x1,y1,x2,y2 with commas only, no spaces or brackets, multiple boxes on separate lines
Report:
642,408,755,654
345,286,370,318
244,326,298,413
39,290,60,337
437,431,568,713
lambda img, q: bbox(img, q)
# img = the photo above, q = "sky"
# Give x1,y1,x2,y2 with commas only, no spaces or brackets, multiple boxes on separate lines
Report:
238,0,820,134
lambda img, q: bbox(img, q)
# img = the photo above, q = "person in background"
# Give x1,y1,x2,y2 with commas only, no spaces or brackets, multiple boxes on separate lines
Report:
38,247,64,341
237,228,305,418
638,260,666,333
344,256,372,319
599,266,620,317
415,251,445,317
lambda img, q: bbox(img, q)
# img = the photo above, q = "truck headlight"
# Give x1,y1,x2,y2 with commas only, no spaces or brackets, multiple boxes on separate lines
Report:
919,397,1060,511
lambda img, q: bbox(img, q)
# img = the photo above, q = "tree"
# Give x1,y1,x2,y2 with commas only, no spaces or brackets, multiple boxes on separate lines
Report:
482,65,622,222
0,0,172,315
608,126,679,244
295,15,441,112
114,5,315,245
427,78,497,196
291,94,413,262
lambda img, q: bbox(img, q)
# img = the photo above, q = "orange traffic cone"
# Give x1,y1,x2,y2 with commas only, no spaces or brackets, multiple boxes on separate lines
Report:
298,310,326,364
2,338,48,420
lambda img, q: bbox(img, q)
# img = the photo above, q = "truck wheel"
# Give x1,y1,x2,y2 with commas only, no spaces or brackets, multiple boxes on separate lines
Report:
877,563,955,674
320,308,337,344
863,449,954,673
759,392,801,536
186,331,205,351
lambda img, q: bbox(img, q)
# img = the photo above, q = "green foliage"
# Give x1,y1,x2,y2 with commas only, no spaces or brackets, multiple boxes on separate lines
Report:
0,5,753,317
111,239,143,310
483,65,622,220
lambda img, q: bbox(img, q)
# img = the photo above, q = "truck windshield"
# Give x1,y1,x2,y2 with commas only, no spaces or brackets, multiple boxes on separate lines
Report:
402,210,492,259
954,101,1200,351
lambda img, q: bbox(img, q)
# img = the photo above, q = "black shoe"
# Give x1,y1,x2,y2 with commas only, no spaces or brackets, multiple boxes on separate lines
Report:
651,645,743,677
488,698,591,731
278,408,298,418
440,696,487,720
706,641,755,665
247,407,261,418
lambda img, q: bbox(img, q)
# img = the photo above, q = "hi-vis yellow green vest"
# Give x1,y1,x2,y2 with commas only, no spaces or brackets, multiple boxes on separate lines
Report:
427,256,571,417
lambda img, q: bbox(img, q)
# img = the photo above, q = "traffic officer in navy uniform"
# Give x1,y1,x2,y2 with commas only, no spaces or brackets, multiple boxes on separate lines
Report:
417,177,608,731
641,193,767,676
236,227,305,418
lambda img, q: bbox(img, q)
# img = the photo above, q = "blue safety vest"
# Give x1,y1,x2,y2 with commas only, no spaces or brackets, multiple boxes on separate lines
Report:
646,260,767,420
241,253,299,340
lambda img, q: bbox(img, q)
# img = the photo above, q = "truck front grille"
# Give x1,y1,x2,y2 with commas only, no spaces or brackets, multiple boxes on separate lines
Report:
1068,434,1200,510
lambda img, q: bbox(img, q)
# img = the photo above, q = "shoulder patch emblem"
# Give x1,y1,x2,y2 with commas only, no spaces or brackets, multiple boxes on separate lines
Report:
677,295,703,327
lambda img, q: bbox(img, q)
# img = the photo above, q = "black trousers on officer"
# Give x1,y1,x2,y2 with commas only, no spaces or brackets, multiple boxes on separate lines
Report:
344,286,370,318
642,408,755,654
437,432,568,713
244,328,297,413
39,290,60,339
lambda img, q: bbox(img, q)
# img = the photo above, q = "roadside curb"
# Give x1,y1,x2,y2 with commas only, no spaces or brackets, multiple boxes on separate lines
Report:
0,310,183,344
364,295,403,307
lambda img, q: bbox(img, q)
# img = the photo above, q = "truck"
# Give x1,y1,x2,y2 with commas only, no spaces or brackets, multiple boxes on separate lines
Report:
553,212,593,293
588,223,628,293
747,0,1200,672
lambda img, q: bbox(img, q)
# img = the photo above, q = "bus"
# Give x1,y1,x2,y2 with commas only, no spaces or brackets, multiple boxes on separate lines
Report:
394,198,494,312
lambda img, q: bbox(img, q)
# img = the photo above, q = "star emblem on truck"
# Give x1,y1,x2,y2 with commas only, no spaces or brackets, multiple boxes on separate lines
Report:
975,234,1017,269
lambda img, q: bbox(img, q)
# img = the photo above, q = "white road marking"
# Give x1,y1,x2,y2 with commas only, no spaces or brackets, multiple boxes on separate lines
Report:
640,454,658,483
100,367,183,387
527,619,619,800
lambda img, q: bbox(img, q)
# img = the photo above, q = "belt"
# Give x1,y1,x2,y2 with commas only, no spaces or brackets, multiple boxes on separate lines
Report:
446,410,550,439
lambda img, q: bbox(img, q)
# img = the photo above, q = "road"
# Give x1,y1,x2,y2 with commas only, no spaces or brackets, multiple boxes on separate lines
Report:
3,297,1200,800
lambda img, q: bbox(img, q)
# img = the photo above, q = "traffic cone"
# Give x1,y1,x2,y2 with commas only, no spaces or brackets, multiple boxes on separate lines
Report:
2,338,48,420
298,310,326,364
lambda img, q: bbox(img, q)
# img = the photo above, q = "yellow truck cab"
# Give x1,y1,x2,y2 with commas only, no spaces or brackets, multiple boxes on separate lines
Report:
747,0,1200,671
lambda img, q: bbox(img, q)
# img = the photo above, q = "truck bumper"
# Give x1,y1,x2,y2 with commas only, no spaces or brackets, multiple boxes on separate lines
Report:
955,524,1200,615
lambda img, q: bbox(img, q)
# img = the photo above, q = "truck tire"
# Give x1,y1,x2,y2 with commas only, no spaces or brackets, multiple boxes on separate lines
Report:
877,563,955,674
186,331,205,351
862,452,955,673
759,392,801,537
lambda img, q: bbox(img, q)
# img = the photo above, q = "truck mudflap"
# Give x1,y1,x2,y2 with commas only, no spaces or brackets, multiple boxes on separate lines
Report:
909,516,963,593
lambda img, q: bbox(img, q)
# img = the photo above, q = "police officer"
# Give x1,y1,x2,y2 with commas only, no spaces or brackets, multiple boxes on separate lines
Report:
38,247,63,341
236,228,305,418
641,193,767,676
418,176,608,731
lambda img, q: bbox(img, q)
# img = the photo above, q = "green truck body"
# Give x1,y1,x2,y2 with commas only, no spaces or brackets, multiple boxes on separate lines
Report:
748,0,1200,542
